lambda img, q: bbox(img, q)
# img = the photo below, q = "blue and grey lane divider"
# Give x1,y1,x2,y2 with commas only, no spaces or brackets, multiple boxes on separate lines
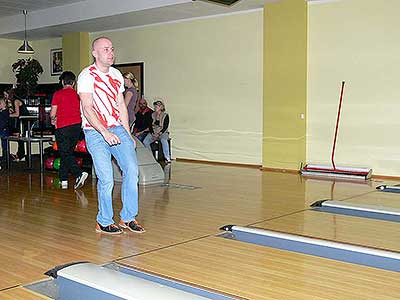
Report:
311,199,400,223
27,262,237,300
376,184,400,193
219,225,400,272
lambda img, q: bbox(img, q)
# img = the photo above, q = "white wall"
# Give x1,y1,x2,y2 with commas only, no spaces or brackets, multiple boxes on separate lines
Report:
93,11,263,165
308,0,400,176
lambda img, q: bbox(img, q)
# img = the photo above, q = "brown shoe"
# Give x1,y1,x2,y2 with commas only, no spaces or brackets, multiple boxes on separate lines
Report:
119,220,145,233
95,223,122,235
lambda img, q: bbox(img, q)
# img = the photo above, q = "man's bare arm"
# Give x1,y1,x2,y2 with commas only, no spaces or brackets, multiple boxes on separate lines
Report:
50,105,57,126
79,92,121,145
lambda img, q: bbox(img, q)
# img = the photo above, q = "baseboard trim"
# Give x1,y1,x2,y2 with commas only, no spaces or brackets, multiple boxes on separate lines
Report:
260,167,299,174
262,167,400,180
175,158,261,169
175,160,400,180
371,174,400,180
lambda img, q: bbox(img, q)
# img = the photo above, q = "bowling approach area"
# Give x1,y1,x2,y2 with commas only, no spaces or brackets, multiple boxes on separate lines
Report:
0,161,399,299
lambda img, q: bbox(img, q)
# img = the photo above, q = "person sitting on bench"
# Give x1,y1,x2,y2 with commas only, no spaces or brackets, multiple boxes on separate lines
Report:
0,98,9,163
143,99,170,163
133,97,153,142
5,89,29,162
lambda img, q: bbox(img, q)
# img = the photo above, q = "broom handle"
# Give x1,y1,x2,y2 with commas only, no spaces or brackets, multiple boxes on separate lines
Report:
331,81,345,170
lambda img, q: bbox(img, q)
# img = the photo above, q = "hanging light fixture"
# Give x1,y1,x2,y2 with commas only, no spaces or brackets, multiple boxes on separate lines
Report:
17,10,34,54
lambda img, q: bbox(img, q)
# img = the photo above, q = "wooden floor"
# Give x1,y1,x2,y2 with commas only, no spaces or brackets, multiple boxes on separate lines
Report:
0,162,399,299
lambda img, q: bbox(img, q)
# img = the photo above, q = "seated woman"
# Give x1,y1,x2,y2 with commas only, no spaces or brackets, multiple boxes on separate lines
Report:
143,100,171,163
133,97,153,142
4,89,30,161
0,98,9,163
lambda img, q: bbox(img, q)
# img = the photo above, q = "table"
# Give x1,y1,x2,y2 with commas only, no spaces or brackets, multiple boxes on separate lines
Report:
6,136,53,172
19,115,39,138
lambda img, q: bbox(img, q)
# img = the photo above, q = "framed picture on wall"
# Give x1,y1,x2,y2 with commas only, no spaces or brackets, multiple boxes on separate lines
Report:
50,48,63,76
113,62,144,97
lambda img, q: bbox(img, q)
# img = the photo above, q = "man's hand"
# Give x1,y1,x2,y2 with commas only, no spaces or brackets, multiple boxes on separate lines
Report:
102,130,121,146
131,134,137,149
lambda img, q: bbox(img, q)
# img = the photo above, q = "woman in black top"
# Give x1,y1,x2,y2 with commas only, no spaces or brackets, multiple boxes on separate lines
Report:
4,89,30,161
0,98,9,162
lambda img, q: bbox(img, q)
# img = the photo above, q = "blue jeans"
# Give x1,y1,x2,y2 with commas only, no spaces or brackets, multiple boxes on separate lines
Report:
135,131,147,142
143,132,170,161
84,126,139,226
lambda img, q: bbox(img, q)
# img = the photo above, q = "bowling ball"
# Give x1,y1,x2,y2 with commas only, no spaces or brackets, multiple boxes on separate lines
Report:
80,140,87,153
75,157,83,168
53,158,61,170
45,157,55,170
44,176,54,186
52,141,58,151
53,177,60,188
76,140,87,153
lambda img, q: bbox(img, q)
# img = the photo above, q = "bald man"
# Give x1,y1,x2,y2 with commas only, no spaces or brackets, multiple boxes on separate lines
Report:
77,37,145,235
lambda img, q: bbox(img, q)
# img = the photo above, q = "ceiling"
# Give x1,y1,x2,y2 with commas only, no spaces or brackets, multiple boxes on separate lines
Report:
0,0,267,40
0,0,85,18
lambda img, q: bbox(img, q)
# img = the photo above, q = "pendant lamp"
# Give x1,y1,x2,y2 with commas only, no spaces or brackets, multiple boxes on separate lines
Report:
17,10,34,54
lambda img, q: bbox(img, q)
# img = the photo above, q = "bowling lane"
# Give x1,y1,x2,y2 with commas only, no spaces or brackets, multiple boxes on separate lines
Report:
252,210,400,252
119,236,400,300
341,190,400,209
0,287,50,300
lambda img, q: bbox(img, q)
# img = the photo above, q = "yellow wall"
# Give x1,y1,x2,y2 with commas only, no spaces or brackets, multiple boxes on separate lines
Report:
308,0,400,176
0,37,61,83
92,11,263,165
33,38,62,83
263,0,307,169
62,32,90,76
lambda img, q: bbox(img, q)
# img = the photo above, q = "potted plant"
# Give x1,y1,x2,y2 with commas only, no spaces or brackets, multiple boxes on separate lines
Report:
12,58,43,98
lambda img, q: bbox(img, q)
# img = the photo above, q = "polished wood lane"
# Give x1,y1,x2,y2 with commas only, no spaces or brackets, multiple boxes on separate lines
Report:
0,162,397,294
0,287,50,300
0,164,283,288
253,210,400,252
302,177,378,204
119,236,400,300
340,190,400,209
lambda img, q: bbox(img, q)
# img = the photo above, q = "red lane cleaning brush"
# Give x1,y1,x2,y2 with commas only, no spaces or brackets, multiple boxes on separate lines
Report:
301,81,372,180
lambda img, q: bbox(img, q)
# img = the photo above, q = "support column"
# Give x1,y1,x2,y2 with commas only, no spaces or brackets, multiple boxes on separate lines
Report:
263,0,307,170
62,32,90,76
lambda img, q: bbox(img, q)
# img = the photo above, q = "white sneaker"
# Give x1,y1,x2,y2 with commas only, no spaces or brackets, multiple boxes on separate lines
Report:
61,181,68,189
74,172,88,189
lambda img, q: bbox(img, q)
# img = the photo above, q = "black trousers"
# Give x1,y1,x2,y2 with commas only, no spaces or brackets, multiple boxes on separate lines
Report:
10,117,26,159
0,128,8,162
55,123,82,181
16,141,25,159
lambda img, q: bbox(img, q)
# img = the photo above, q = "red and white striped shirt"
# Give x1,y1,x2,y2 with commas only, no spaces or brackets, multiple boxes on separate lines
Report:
77,64,125,129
